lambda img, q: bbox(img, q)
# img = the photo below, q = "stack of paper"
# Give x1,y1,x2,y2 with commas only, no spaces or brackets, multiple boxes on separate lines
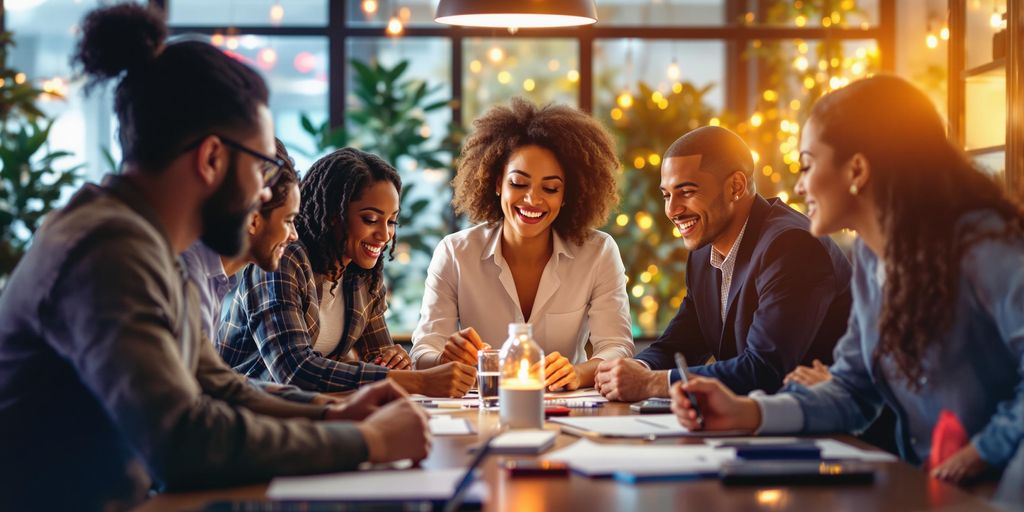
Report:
704,437,897,462
543,439,731,478
543,388,604,399
815,439,898,462
490,430,558,454
549,414,697,438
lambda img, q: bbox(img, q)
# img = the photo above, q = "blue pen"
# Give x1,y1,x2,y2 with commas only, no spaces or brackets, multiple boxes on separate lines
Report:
674,353,705,428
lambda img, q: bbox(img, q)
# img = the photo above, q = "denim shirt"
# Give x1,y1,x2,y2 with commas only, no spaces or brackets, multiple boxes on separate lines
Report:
755,210,1024,466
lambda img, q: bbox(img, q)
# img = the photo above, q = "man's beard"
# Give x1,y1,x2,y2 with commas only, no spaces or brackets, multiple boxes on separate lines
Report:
201,152,261,258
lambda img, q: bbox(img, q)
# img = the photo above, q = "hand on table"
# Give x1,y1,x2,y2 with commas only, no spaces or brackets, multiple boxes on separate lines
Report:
357,398,431,463
594,358,666,401
783,359,831,387
539,351,580,391
391,362,476,397
440,327,491,366
323,380,407,421
374,345,412,370
670,376,761,433
931,444,990,484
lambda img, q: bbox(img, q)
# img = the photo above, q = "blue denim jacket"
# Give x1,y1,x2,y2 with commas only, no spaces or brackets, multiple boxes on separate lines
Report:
756,210,1024,466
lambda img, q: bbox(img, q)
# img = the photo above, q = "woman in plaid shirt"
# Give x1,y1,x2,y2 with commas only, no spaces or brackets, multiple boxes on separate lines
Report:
219,148,477,396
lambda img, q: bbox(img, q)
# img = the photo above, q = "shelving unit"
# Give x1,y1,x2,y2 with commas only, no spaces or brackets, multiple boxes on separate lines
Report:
949,0,1023,197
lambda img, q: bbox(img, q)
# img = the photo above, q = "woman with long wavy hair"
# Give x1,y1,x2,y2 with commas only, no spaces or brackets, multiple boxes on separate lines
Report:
219,147,477,397
668,75,1024,484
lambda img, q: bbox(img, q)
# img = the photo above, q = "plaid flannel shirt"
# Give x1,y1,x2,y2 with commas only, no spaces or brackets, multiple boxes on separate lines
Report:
217,241,393,392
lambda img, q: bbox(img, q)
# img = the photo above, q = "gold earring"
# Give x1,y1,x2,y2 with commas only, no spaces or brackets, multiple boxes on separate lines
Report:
849,184,859,195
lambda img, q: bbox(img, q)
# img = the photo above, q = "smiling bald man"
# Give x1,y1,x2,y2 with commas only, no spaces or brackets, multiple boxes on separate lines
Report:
595,126,853,401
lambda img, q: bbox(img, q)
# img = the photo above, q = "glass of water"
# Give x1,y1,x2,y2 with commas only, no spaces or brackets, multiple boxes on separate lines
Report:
477,349,500,408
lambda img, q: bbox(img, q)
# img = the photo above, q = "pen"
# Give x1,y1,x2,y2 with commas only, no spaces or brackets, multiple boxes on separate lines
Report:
674,353,705,428
421,401,465,409
544,399,604,408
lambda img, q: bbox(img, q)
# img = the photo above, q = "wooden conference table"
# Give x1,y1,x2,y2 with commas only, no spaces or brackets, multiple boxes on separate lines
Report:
135,401,998,512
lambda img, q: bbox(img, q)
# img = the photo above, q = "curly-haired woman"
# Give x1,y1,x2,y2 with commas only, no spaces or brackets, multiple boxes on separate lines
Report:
219,147,477,397
669,75,1024,485
411,98,634,391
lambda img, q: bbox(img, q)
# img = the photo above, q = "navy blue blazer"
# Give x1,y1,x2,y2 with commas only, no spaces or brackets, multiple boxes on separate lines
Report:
635,195,852,394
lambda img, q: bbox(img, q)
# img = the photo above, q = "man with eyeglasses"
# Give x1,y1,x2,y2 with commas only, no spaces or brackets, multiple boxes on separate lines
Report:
0,5,428,510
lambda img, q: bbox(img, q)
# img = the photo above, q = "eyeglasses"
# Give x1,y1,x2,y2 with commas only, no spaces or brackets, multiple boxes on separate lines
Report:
181,134,286,188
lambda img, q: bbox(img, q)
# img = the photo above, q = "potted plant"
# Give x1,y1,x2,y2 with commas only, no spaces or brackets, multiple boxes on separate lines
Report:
0,31,82,289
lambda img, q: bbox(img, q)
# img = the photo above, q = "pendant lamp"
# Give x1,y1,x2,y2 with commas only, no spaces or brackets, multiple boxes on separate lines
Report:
434,0,598,28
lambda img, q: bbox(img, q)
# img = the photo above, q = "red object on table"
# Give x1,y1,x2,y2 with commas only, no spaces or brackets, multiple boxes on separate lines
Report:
545,406,571,417
928,409,969,470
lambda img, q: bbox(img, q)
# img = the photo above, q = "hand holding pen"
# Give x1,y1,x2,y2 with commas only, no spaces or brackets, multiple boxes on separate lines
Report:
673,353,704,428
668,357,764,433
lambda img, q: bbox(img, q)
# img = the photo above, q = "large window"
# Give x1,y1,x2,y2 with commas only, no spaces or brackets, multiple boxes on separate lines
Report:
3,0,899,336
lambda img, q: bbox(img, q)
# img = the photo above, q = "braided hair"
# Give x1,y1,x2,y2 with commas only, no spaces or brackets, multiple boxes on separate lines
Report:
296,148,402,296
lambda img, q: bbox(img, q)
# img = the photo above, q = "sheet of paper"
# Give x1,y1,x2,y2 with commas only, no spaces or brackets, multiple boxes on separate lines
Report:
815,439,898,462
429,415,474,435
543,439,733,477
549,414,693,438
268,468,486,502
543,388,605,399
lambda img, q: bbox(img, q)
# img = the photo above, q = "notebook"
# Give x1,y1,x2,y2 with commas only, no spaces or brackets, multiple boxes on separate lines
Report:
490,430,558,454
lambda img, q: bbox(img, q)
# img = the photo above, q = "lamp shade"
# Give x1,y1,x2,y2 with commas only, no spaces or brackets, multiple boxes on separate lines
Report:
435,0,598,28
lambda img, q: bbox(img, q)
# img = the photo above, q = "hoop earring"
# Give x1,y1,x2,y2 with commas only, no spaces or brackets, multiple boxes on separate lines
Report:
849,184,859,196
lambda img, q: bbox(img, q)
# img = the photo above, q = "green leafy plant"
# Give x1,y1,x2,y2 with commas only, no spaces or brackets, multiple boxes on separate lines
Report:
601,81,720,336
0,31,81,286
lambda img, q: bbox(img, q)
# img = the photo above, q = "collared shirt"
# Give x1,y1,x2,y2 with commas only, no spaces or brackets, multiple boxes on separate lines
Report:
179,241,321,404
753,209,1024,467
0,175,367,510
709,221,749,322
180,241,237,341
218,241,392,392
410,223,634,367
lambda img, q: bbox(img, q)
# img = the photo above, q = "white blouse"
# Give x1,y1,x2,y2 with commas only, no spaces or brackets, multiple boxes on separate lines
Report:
411,223,634,367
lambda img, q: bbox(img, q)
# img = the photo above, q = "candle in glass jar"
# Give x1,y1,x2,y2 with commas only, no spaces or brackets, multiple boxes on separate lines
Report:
500,360,544,428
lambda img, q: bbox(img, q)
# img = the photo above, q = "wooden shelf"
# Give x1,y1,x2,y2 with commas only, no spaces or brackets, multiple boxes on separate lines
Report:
966,144,1006,156
963,58,1006,80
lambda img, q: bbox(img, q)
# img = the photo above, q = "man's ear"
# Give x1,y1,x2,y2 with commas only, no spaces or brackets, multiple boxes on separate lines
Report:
728,171,748,200
195,135,226,188
249,211,262,236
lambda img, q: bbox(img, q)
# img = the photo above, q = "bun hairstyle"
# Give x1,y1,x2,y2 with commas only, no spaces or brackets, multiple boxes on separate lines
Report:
73,3,269,171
